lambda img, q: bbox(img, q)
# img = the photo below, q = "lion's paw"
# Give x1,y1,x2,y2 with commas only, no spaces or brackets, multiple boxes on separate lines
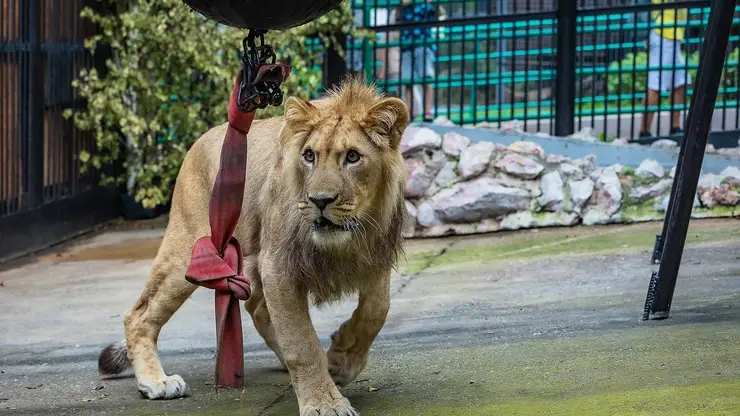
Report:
300,396,358,416
138,374,189,400
327,347,369,387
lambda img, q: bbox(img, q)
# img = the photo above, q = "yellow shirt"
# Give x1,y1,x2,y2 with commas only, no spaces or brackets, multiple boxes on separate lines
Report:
651,0,688,41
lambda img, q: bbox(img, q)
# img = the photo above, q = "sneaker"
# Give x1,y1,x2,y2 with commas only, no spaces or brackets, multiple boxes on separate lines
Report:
669,127,684,135
639,131,653,138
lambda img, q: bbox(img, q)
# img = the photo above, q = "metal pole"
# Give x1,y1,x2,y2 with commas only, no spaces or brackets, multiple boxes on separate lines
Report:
554,0,576,137
25,0,45,210
644,0,737,320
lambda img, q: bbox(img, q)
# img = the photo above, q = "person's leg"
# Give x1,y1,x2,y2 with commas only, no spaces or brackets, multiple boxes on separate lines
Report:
401,50,414,116
669,85,686,133
669,38,691,134
642,31,664,137
641,89,661,135
423,47,435,119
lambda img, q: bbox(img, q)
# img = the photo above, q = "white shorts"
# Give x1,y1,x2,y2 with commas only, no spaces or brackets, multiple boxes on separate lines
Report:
647,30,691,92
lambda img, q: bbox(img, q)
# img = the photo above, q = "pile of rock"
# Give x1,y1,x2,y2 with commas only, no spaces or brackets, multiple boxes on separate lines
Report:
401,126,740,238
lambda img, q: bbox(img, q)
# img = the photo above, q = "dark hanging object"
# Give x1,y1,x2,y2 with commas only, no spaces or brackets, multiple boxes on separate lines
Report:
182,0,345,29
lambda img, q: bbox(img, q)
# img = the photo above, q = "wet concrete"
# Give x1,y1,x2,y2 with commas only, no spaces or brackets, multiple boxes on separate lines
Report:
2,219,740,415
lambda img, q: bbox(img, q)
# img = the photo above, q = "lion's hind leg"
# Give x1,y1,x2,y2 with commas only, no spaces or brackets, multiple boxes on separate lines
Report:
98,232,197,399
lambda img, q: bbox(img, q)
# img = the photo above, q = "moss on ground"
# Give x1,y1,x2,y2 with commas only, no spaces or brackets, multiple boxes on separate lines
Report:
400,221,740,272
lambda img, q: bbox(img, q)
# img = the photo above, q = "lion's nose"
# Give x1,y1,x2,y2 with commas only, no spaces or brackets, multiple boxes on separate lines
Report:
309,194,338,210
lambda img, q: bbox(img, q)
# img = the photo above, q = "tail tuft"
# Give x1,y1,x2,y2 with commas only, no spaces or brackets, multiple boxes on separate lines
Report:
98,340,131,375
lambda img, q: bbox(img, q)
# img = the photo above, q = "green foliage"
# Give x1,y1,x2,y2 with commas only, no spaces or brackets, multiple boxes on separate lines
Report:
605,51,648,101
67,0,361,208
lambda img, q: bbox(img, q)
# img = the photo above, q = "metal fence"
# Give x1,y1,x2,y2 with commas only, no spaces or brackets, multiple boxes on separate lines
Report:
0,0,119,261
346,0,740,144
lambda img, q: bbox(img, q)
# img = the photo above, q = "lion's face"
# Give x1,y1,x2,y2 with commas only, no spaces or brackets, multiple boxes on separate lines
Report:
281,84,408,248
297,122,388,245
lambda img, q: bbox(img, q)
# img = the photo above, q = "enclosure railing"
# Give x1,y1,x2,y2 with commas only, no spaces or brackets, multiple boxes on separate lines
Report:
0,0,119,260
345,0,740,143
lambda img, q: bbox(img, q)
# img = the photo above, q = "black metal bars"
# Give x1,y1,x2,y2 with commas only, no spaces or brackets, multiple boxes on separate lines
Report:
0,0,120,261
644,0,738,320
555,0,576,137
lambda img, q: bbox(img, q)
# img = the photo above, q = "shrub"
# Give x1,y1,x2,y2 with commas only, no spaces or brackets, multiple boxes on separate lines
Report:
66,0,361,209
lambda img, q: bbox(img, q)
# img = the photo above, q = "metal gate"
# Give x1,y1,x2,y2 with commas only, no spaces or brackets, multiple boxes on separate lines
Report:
0,0,119,261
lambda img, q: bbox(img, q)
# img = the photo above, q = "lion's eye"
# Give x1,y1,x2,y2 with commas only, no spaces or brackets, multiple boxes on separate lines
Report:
345,149,361,164
302,149,315,164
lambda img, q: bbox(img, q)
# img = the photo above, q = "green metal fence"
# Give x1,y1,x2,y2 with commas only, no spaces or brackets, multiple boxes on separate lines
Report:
344,0,740,142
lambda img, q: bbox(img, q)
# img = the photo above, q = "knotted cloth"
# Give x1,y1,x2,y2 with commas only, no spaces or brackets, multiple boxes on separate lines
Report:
184,65,288,388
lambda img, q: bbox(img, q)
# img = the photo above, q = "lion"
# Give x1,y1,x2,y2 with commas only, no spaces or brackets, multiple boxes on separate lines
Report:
97,79,409,416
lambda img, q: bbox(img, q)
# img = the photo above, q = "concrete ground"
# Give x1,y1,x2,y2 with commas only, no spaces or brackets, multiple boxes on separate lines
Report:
2,219,740,415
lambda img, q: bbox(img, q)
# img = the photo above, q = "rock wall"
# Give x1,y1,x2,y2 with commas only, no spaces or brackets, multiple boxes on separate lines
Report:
402,126,740,238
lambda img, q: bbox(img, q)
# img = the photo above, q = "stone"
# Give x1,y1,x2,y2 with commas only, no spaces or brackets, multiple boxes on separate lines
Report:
573,155,596,174
405,150,445,198
629,179,673,203
500,119,524,133
494,173,542,198
403,200,418,235
418,219,502,237
590,164,623,181
538,171,564,212
404,200,418,219
399,126,442,155
434,161,460,188
503,211,578,230
569,127,598,142
416,200,441,228
698,173,723,189
591,169,622,216
475,122,498,130
569,178,595,214
404,158,434,198
718,147,740,157
706,144,718,154
441,132,470,157
494,154,545,179
699,184,740,208
559,163,584,179
654,194,700,212
501,211,535,230
546,154,569,164
582,207,617,226
458,142,496,179
612,138,629,146
432,116,456,126
535,212,580,227
635,159,665,179
721,166,740,180
651,139,679,150
507,141,545,158
429,177,531,222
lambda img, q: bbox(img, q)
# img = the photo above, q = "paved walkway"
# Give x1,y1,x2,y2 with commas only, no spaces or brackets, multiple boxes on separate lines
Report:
2,219,740,415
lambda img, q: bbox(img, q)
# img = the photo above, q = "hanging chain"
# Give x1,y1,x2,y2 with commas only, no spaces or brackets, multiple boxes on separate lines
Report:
236,29,286,113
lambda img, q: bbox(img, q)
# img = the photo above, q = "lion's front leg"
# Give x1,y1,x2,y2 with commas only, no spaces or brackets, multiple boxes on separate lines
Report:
261,258,358,416
327,272,390,387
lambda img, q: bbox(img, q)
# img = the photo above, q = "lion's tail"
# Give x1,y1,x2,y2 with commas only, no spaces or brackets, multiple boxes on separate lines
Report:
98,340,131,375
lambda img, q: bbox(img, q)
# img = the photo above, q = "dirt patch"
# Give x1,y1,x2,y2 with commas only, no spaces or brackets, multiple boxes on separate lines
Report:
49,237,162,262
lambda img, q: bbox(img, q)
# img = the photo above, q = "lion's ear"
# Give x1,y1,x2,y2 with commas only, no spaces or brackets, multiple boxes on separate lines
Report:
362,97,409,149
284,96,319,135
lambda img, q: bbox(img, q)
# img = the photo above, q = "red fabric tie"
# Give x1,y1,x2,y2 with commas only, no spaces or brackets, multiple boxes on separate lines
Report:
184,64,289,388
